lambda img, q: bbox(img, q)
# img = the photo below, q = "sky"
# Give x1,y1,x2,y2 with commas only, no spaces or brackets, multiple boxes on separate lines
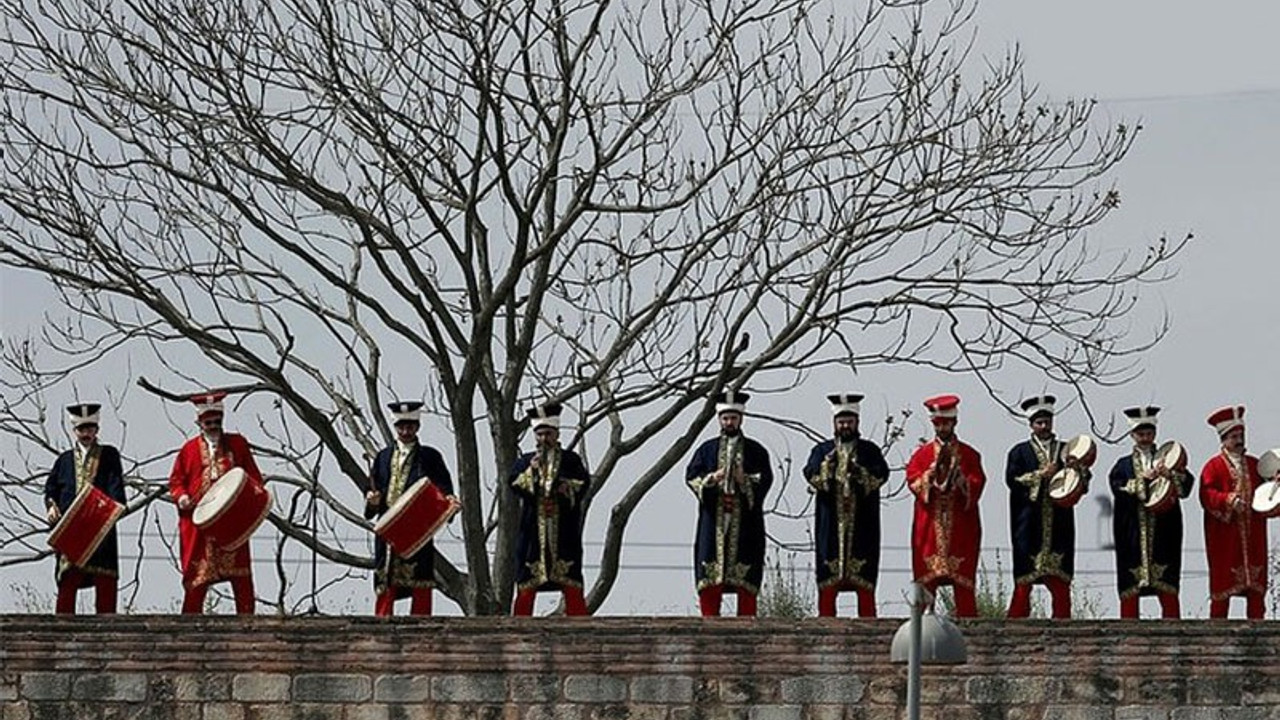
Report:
3,0,1280,617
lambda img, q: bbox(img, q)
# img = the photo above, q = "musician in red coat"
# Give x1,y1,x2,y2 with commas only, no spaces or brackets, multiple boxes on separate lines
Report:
168,391,263,614
1198,405,1268,619
905,394,986,617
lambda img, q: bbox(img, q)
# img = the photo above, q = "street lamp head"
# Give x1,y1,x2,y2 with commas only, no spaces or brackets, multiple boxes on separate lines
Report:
890,611,969,665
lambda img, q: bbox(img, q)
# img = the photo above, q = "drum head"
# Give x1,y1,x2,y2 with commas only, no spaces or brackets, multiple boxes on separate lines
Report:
1048,468,1079,500
1145,477,1170,505
194,467,247,526
1156,441,1187,472
372,476,433,533
1065,435,1097,468
1259,448,1280,482
1252,480,1280,515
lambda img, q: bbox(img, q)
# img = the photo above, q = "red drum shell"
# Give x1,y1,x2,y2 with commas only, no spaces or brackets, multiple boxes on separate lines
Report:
1063,435,1098,469
193,467,272,550
1047,468,1086,508
1144,477,1178,515
1251,480,1280,518
373,478,461,559
48,485,125,567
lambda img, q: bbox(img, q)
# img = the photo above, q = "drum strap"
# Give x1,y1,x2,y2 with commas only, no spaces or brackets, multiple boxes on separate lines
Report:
75,444,101,493
389,444,415,505
1224,451,1248,495
198,437,231,499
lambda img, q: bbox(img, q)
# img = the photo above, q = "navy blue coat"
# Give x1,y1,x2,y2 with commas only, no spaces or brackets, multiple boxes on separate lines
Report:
1109,453,1193,598
803,438,889,589
364,443,453,595
686,435,773,593
1006,439,1080,584
508,447,591,590
44,444,125,583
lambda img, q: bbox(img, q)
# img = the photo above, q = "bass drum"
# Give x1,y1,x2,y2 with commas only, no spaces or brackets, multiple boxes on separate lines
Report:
373,478,461,558
193,467,272,550
48,485,125,567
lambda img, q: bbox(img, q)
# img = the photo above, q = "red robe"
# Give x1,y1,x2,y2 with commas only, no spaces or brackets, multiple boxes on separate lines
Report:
906,438,986,589
168,433,262,590
1199,452,1268,600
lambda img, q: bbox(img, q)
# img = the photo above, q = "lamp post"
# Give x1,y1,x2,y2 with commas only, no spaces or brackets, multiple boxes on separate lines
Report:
890,583,968,720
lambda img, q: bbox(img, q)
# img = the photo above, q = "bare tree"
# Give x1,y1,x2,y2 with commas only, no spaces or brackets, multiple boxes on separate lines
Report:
0,0,1184,614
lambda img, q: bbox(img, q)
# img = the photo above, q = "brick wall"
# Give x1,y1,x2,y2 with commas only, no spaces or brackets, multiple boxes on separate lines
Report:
2,616,1279,720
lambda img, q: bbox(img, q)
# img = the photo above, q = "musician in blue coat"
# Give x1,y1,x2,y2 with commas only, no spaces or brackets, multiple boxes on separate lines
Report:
1005,395,1087,619
364,401,455,617
686,391,774,617
508,402,592,616
43,403,126,614
1108,406,1192,619
804,393,890,617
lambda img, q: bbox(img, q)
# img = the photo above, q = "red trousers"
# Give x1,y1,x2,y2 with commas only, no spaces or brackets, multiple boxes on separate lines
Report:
1209,592,1264,619
1007,577,1071,619
182,577,255,615
922,580,976,618
375,588,433,617
55,570,117,615
512,587,589,616
698,585,757,617
1120,593,1180,619
817,586,876,618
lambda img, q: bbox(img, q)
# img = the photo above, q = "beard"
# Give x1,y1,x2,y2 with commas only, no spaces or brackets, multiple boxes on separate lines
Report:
721,428,742,438
836,428,857,443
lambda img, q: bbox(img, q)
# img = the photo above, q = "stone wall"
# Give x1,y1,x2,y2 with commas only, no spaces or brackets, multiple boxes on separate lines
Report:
2,616,1279,720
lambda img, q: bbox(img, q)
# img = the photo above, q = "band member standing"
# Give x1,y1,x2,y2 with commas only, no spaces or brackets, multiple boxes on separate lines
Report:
43,403,126,614
168,391,264,615
803,393,890,617
687,391,774,617
1108,406,1192,619
1005,395,1086,619
509,402,592,616
364,401,455,617
1199,405,1267,619
905,394,985,617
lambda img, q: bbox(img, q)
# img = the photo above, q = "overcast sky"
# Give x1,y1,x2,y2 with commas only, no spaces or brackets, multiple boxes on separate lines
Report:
3,1,1280,617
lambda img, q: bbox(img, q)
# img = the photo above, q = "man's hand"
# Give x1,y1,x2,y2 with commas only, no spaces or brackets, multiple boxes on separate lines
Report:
707,469,725,486
365,489,382,506
46,505,61,524
176,495,192,511
1231,493,1247,514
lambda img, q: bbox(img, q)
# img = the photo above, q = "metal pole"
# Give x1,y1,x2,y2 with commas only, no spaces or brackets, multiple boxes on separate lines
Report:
907,582,922,720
